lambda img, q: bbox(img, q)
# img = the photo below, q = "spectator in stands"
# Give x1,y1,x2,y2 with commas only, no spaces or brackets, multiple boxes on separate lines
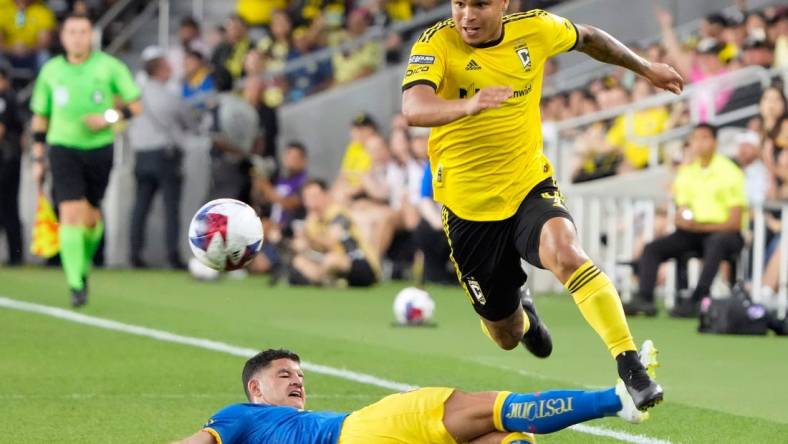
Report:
754,86,786,145
331,8,382,84
0,65,22,265
167,16,209,83
249,141,308,276
286,26,333,102
658,9,731,122
242,76,280,161
241,48,286,109
289,179,379,287
0,0,56,74
700,13,727,41
606,79,670,172
740,31,774,68
257,9,293,72
211,15,251,79
626,124,747,318
207,67,259,204
387,115,422,232
128,46,197,269
746,11,768,36
182,48,216,110
253,141,308,234
734,131,770,208
571,121,619,183
770,7,788,68
721,12,747,52
333,113,378,203
764,115,788,196
348,130,398,260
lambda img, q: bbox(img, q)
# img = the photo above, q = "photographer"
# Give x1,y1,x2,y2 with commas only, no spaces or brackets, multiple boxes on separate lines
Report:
128,46,197,269
206,67,259,204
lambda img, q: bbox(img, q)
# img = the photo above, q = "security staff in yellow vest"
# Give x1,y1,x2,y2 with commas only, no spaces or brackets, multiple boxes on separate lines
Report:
627,123,746,318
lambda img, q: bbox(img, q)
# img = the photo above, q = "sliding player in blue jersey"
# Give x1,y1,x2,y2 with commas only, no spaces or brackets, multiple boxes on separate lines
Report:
176,342,659,444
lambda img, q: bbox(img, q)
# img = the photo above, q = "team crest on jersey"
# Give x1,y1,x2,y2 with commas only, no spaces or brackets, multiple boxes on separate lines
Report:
465,277,486,305
91,90,104,104
516,46,532,71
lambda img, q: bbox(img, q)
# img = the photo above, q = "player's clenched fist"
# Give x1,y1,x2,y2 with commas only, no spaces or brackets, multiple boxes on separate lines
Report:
464,86,513,116
643,63,684,95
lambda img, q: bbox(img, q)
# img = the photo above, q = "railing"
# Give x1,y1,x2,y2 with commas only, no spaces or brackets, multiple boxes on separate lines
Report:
568,180,788,320
92,0,140,49
106,1,159,54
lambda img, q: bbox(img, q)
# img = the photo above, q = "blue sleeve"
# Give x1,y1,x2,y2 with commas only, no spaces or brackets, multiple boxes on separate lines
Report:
420,161,433,199
203,404,250,444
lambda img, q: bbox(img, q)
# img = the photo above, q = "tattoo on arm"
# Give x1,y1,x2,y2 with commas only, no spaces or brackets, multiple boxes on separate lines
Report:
575,24,650,75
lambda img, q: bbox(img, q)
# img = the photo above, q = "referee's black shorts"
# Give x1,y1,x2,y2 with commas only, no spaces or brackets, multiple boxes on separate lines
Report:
48,144,114,207
442,178,574,321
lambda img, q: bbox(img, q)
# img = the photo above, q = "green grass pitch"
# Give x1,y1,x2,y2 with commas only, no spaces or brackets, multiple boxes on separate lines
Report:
1,267,787,443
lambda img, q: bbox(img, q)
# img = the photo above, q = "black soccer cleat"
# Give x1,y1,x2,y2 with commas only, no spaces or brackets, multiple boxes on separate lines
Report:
618,350,664,411
520,290,553,358
71,287,87,308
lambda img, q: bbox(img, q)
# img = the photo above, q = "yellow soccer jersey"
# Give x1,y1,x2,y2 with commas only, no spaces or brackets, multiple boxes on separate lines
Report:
402,10,578,221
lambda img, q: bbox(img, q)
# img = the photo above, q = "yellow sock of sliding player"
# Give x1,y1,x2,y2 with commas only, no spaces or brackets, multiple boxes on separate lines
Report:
564,260,636,357
501,432,536,443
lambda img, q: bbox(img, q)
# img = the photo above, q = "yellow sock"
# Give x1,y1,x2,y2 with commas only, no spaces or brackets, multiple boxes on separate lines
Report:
502,432,536,443
479,310,531,344
565,260,636,358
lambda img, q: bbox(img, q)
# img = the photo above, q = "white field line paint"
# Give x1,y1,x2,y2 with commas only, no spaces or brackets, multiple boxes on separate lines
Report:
0,296,415,392
0,296,671,444
570,425,674,444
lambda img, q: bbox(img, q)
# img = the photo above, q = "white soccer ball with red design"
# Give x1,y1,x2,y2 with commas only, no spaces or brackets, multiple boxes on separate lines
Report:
188,199,263,271
393,287,435,326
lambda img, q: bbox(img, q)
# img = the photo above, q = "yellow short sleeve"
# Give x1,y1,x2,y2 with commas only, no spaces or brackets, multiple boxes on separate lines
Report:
401,22,450,91
537,12,579,57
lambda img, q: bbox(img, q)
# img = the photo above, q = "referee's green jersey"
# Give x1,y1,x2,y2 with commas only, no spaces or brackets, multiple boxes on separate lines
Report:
31,51,140,149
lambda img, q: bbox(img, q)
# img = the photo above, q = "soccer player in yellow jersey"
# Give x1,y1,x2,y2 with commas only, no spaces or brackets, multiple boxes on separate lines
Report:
401,0,684,411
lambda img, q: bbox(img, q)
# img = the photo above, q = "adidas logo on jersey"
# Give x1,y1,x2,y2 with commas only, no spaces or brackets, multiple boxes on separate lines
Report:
465,59,482,70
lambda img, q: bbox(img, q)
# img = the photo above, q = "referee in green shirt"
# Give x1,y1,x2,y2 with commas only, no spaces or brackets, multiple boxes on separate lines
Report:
30,13,141,307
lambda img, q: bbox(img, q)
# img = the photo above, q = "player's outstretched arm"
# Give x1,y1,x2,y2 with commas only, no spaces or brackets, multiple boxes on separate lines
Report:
575,24,684,95
402,84,513,127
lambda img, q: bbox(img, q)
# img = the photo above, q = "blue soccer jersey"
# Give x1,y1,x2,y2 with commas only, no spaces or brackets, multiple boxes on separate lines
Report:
203,403,349,444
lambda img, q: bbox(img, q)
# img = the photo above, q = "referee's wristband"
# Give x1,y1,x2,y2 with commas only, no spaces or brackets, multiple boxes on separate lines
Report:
33,131,46,144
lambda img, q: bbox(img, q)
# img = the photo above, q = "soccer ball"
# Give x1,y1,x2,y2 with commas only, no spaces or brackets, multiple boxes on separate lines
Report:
393,287,435,326
188,199,263,271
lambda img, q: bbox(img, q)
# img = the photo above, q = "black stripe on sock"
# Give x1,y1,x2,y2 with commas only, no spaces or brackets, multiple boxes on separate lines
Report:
567,264,596,293
571,269,602,295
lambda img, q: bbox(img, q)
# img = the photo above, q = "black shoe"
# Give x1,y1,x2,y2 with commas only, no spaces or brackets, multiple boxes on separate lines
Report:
520,290,553,358
70,287,87,308
131,257,149,269
669,299,700,318
169,256,187,270
623,298,658,317
617,350,663,410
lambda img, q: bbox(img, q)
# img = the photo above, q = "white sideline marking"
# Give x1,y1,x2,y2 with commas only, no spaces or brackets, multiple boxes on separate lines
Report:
0,296,671,444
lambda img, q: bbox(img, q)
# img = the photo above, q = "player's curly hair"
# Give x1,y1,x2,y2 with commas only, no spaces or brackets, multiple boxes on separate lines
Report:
242,349,301,401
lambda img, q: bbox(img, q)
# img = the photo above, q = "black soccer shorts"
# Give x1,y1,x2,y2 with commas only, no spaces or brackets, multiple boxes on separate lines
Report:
49,144,114,207
442,178,574,321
